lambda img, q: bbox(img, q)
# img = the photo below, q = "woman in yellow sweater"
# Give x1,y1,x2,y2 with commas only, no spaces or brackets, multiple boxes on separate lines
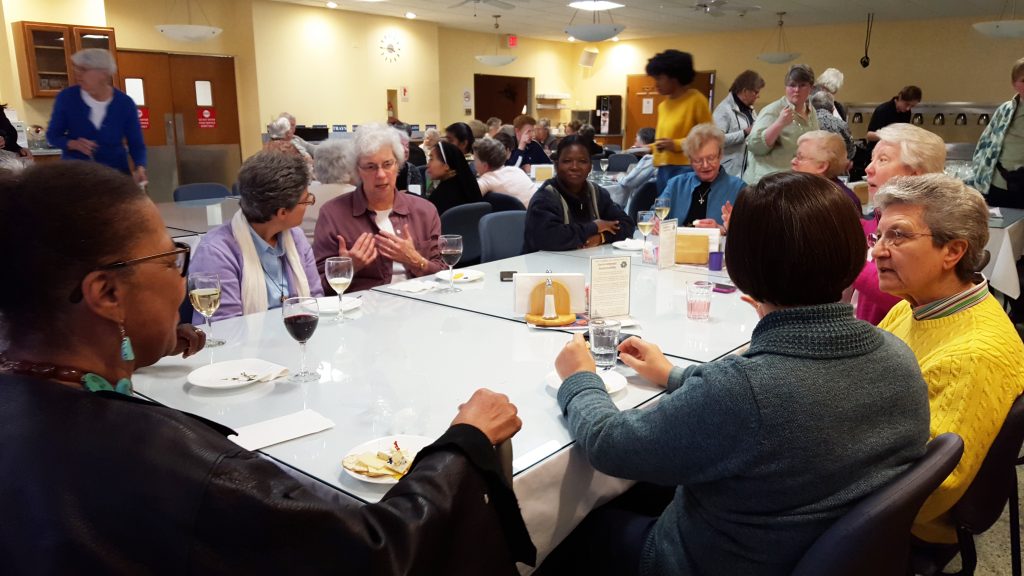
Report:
645,50,712,194
872,173,1024,544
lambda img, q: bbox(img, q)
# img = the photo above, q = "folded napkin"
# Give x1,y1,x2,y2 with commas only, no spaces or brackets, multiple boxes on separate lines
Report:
390,279,437,293
231,409,335,450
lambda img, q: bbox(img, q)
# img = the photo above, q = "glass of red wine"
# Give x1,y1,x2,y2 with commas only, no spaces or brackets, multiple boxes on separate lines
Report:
439,234,463,293
282,296,319,383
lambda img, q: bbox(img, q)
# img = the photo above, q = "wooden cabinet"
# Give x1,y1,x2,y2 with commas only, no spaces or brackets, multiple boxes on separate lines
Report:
15,21,118,99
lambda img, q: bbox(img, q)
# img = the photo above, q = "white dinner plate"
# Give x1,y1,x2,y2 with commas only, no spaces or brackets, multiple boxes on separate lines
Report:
435,269,485,283
612,239,644,251
342,435,433,485
317,296,363,315
544,369,627,395
187,358,289,390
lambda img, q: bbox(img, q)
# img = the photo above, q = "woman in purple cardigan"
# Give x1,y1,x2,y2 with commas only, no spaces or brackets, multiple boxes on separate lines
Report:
189,151,323,322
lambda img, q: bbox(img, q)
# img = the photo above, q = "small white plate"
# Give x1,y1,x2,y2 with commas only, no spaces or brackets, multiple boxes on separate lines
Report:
612,239,644,251
187,358,288,390
342,435,433,485
317,296,363,315
435,269,485,283
544,370,627,395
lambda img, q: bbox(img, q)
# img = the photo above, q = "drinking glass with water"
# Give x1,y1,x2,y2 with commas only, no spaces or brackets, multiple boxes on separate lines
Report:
589,319,621,371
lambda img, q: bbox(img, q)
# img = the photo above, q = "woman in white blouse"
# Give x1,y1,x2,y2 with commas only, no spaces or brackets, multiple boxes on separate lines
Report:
473,136,536,207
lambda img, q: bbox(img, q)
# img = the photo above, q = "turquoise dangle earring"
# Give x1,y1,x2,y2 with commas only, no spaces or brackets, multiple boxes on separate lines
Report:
119,323,135,362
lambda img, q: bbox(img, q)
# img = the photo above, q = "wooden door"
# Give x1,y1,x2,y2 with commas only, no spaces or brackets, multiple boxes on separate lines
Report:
624,72,715,149
474,73,529,124
168,54,240,147
117,51,172,148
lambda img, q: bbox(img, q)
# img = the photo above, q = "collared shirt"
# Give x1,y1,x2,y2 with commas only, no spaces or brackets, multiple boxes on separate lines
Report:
248,225,289,308
912,277,990,321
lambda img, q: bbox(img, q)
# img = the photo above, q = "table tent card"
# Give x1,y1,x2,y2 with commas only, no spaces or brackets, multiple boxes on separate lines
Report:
589,256,631,319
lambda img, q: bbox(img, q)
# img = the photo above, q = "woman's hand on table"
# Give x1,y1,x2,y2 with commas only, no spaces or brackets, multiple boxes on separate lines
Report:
67,138,97,157
451,388,521,445
171,323,207,359
555,333,596,380
617,336,672,387
338,233,378,271
582,234,603,249
596,219,621,235
375,227,425,268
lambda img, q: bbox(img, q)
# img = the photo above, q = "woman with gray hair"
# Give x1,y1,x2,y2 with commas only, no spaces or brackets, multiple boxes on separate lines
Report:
656,123,744,230
713,70,764,177
791,130,859,211
302,139,357,242
189,151,323,321
313,123,444,292
810,91,854,160
743,64,819,184
872,174,1024,545
474,137,535,206
46,48,147,184
814,67,847,120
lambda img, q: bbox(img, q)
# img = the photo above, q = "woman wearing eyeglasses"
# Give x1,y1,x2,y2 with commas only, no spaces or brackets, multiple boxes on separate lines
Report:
742,64,819,185
426,140,483,216
656,123,744,231
871,174,1024,546
313,124,445,292
189,151,324,321
0,161,536,572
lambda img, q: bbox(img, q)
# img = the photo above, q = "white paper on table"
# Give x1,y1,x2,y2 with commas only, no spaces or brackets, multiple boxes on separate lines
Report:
589,256,631,319
677,226,720,251
513,273,586,315
389,279,436,293
231,409,334,451
658,219,677,269
990,207,1003,218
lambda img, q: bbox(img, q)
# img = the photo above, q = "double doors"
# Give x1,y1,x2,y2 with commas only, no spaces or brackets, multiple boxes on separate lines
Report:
118,51,241,202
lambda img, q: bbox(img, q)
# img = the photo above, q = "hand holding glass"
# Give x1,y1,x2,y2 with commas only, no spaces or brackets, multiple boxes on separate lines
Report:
439,235,463,293
589,319,621,371
188,273,225,347
283,296,320,382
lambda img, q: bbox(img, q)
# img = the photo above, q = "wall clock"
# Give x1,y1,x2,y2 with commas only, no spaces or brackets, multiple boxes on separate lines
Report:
379,35,401,63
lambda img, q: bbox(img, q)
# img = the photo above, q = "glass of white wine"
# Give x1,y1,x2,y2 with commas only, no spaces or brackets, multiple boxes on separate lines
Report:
324,256,354,323
439,235,463,293
653,197,671,221
637,210,656,240
188,272,225,348
599,158,609,173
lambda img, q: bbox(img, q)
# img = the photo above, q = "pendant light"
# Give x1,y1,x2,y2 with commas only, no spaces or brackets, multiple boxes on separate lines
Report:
156,0,222,42
564,1,625,43
974,0,1024,38
475,15,517,67
757,12,799,64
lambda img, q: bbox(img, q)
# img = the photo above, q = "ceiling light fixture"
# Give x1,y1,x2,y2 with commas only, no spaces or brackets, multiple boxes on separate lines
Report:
326,1,338,8
568,1,624,10
564,2,625,42
156,0,222,42
475,15,517,67
405,11,416,19
611,36,619,41
756,12,799,64
974,0,1024,37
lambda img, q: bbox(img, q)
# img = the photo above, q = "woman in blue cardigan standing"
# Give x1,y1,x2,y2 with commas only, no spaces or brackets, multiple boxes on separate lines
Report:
46,48,146,185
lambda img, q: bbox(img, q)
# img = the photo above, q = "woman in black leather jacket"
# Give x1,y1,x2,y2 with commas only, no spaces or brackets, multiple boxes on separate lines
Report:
0,161,535,575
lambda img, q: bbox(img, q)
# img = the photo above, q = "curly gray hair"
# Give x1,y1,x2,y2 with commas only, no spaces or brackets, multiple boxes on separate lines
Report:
349,123,405,185
71,48,116,74
314,139,355,185
682,123,725,159
238,151,311,223
267,117,291,140
875,174,989,282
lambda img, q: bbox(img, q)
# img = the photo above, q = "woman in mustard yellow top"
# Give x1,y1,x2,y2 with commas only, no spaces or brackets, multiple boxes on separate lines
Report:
645,50,712,193
872,174,1024,544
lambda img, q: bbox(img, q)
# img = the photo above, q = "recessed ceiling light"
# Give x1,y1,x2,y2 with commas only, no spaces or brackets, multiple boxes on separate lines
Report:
568,1,625,10
611,36,619,41
405,11,416,19
568,36,576,42
326,1,337,7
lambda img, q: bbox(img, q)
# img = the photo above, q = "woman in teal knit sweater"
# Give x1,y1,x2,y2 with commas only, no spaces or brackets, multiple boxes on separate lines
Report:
544,172,931,576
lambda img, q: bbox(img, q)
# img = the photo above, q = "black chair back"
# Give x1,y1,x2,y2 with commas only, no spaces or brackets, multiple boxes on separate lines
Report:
417,165,428,186
174,183,231,202
484,192,526,213
479,210,527,263
791,433,964,576
440,202,492,267
626,181,659,223
607,153,638,173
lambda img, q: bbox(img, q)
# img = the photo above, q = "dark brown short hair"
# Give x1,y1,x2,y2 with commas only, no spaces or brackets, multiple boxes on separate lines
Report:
726,172,866,306
898,85,922,102
730,70,765,95
513,115,537,131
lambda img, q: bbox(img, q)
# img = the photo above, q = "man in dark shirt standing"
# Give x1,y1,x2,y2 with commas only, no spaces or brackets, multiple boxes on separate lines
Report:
867,85,922,144
507,114,553,173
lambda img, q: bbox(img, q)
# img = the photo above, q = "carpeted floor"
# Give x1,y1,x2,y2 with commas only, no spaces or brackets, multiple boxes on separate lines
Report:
936,471,1021,576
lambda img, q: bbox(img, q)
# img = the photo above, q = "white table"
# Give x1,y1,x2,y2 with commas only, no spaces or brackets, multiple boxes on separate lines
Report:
157,197,241,235
983,208,1024,299
374,252,758,364
134,287,695,568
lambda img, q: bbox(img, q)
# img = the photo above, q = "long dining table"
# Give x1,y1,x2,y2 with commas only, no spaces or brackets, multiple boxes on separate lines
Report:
134,210,759,570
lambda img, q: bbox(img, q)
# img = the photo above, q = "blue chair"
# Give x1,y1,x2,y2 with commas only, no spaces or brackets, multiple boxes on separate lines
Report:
440,202,492,267
791,433,964,576
626,181,659,223
484,192,526,213
607,153,639,173
479,210,526,263
174,182,231,202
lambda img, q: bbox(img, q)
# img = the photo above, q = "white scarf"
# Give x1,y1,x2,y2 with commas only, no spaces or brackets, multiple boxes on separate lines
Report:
230,210,310,315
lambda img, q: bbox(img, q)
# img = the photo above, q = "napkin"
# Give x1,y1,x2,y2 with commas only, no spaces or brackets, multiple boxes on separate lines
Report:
390,279,437,293
231,409,335,450
990,207,1003,218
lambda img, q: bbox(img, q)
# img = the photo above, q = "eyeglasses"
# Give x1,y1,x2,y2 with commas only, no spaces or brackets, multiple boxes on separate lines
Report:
357,160,397,173
867,229,934,248
691,154,720,167
69,241,191,303
297,191,316,206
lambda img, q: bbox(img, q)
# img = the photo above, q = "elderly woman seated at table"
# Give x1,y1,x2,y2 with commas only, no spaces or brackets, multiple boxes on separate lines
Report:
0,161,535,574
852,123,946,325
871,174,1024,544
314,123,445,292
544,172,929,576
421,127,441,157
743,64,820,184
304,139,356,242
427,140,483,216
524,135,634,252
791,130,860,212
657,123,744,231
395,128,425,193
190,151,323,322
474,137,535,207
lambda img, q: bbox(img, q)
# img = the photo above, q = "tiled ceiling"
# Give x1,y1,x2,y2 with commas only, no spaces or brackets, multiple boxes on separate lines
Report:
273,0,1009,41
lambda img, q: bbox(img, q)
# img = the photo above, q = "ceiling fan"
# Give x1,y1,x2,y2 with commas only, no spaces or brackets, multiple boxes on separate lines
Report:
693,0,760,17
449,0,529,11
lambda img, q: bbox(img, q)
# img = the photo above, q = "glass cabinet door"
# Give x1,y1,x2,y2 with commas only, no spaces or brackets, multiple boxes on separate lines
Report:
71,27,118,88
24,24,71,96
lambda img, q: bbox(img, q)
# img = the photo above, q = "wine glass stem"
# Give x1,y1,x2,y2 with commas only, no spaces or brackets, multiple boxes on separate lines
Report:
338,293,345,321
299,341,307,375
448,264,455,292
205,315,213,339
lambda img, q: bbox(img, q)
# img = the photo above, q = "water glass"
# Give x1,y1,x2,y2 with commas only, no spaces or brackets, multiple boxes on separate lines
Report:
686,280,713,321
589,319,621,370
